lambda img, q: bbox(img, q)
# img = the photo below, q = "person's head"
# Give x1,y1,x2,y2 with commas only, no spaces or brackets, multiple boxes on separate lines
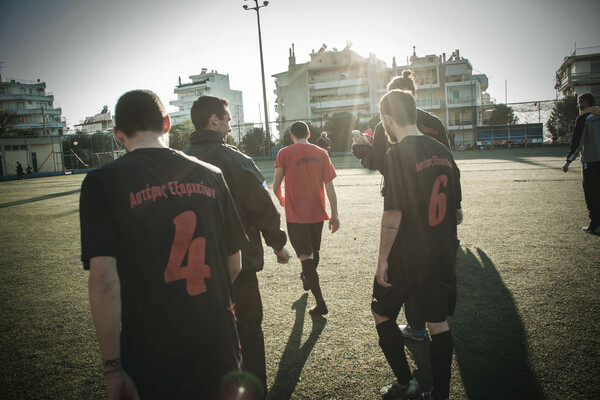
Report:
320,131,328,138
190,95,231,135
379,90,417,141
578,93,595,110
114,90,168,138
290,121,310,140
387,70,416,95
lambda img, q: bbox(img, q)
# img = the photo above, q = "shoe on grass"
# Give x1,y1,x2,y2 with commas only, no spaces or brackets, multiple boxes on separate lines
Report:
399,324,427,341
582,223,600,234
380,378,420,399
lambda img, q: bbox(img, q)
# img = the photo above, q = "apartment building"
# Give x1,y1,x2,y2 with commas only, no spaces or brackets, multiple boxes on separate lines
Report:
169,69,244,127
394,48,490,148
273,46,490,147
74,106,114,134
273,43,391,133
0,77,66,136
555,49,600,100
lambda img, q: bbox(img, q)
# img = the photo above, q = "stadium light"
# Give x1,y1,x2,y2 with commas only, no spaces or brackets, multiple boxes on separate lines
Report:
243,0,272,157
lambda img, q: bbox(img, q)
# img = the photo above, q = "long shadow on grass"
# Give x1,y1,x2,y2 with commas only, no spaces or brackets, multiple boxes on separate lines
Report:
267,293,326,400
452,247,543,399
0,189,80,208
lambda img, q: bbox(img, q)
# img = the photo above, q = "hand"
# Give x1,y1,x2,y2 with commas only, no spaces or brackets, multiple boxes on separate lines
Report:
329,216,340,233
456,209,464,225
274,247,291,264
562,161,570,173
278,196,285,207
106,369,139,400
351,143,370,160
375,260,391,288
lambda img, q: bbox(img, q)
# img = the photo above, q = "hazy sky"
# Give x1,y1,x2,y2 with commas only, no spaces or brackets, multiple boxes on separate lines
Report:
1,0,598,131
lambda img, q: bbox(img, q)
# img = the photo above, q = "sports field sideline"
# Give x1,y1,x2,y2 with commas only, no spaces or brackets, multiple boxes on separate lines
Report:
0,146,598,399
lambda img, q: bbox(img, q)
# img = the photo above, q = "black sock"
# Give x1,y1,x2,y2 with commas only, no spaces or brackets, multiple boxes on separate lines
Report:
301,259,325,307
430,330,453,400
313,251,320,269
376,319,411,384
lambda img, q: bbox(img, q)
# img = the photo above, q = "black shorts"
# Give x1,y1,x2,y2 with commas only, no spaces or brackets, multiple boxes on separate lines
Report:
286,221,324,257
370,278,455,323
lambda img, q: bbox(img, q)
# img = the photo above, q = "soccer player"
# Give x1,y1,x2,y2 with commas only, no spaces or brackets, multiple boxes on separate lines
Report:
372,90,462,400
185,95,290,398
353,70,450,342
273,121,340,316
562,92,600,234
80,90,247,399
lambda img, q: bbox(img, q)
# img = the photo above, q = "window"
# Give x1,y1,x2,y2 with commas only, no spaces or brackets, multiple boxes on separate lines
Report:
0,88,4,94
591,62,600,74
17,116,27,124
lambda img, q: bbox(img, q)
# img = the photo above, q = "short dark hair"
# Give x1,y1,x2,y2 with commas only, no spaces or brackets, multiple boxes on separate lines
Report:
578,93,595,107
290,121,309,138
387,70,416,95
191,95,229,130
114,90,166,137
379,90,417,127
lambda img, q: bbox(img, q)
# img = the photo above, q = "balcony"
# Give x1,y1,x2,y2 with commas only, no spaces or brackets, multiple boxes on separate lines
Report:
13,107,62,115
447,96,477,107
447,120,473,130
310,97,370,110
0,93,54,102
416,98,441,110
309,78,368,90
556,71,600,91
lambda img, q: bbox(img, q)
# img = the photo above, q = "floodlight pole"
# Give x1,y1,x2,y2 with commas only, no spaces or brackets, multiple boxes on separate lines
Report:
244,0,271,157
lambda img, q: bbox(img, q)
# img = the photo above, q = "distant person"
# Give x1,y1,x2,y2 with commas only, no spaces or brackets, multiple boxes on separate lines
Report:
372,90,462,400
273,121,339,315
448,132,456,151
352,70,450,341
315,131,332,154
16,161,24,179
80,90,247,399
26,164,33,174
185,95,291,398
562,92,600,234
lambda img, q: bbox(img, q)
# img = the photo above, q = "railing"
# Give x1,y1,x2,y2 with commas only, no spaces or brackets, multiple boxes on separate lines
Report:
447,97,476,105
416,98,441,108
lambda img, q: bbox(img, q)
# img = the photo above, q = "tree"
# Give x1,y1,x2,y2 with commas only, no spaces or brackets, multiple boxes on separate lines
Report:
547,96,578,144
323,112,358,152
487,104,518,125
225,134,237,146
240,127,273,156
0,110,18,136
169,119,194,150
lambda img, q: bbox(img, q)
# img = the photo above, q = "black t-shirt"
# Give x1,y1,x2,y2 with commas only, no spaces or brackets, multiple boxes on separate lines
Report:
383,135,461,286
80,148,247,387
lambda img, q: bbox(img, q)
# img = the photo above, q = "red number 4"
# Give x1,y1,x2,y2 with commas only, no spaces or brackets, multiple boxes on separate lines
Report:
164,211,211,296
428,175,448,227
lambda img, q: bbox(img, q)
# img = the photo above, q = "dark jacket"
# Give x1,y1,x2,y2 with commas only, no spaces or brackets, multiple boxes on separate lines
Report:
184,130,286,272
353,108,449,174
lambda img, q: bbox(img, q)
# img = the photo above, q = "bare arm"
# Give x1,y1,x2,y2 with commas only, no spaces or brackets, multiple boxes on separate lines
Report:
376,210,402,288
228,251,241,283
88,257,139,400
273,167,285,207
456,209,464,225
324,181,339,233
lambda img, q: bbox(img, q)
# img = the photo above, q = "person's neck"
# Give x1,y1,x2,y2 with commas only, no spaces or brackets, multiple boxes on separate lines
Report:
293,138,309,144
391,125,421,143
124,131,169,152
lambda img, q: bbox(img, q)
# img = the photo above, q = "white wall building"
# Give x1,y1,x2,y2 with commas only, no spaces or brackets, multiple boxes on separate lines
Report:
0,76,67,137
273,43,390,133
0,136,64,177
74,106,114,134
555,48,600,100
169,69,244,128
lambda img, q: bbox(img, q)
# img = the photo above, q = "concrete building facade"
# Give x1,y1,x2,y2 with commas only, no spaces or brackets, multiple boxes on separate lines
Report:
273,46,490,147
0,136,64,177
0,77,66,137
169,69,244,128
74,106,114,134
555,49,600,100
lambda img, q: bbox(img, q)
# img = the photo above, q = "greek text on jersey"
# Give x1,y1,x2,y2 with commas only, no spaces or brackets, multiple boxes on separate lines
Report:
129,181,216,209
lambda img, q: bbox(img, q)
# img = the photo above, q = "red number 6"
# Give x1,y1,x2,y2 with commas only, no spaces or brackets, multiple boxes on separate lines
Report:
428,175,448,227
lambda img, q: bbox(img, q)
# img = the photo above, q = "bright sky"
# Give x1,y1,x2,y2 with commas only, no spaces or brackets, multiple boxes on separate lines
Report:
1,0,598,132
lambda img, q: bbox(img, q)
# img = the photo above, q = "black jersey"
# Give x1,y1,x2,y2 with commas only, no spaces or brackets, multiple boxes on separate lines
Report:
383,135,461,286
80,148,247,387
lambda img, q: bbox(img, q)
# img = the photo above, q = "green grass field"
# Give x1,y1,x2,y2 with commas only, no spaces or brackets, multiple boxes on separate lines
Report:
1,146,598,399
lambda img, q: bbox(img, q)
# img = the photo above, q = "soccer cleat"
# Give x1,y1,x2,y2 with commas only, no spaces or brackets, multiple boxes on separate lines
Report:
582,223,600,234
399,324,427,342
300,272,309,291
309,304,328,316
380,378,420,400
420,390,451,400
